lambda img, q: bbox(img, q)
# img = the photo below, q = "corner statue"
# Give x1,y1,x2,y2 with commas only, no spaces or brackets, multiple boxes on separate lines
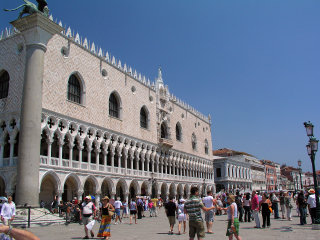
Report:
3,0,49,18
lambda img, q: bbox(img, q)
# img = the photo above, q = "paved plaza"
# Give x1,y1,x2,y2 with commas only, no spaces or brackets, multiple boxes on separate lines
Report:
27,207,319,240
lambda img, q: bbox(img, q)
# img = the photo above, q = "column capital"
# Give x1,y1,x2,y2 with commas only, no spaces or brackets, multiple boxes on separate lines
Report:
11,13,64,47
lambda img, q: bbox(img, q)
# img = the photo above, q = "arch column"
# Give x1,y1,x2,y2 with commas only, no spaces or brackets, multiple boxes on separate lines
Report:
95,148,100,169
58,138,64,166
68,143,74,165
77,190,84,201
14,14,63,206
0,142,4,167
9,139,16,166
47,139,53,164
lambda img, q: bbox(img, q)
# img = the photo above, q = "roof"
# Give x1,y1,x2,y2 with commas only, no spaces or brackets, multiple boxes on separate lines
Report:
212,148,255,157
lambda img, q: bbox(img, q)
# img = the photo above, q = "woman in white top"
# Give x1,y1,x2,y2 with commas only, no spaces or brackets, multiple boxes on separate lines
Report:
221,195,242,240
177,199,187,235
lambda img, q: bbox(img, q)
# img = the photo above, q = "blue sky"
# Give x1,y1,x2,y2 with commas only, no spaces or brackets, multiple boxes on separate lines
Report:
1,0,319,172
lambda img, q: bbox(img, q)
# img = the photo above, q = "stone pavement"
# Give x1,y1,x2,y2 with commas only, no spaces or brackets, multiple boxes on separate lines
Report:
28,208,319,240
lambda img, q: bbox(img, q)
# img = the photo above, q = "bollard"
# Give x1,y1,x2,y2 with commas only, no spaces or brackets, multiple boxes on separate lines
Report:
27,206,31,228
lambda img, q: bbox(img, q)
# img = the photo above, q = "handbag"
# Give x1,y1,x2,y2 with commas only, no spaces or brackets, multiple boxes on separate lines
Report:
108,205,114,216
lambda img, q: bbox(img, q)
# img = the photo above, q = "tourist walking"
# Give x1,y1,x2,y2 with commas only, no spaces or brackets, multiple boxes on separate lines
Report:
279,192,286,219
307,188,318,224
184,186,216,240
0,196,15,227
80,196,97,239
297,190,307,225
284,192,293,221
235,192,243,222
251,191,261,228
129,198,137,224
259,193,272,228
97,196,114,240
121,199,128,219
202,190,215,233
137,197,143,219
271,193,280,219
177,199,187,235
113,198,122,224
243,193,251,222
221,195,242,240
165,196,177,234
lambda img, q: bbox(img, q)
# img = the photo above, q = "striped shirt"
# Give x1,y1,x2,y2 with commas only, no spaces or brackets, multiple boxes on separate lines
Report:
184,196,204,222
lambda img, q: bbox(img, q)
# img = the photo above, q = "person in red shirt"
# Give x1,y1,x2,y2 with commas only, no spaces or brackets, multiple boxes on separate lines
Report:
251,191,261,228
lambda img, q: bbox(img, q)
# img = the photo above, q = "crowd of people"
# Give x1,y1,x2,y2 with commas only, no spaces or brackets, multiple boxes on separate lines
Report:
0,187,318,240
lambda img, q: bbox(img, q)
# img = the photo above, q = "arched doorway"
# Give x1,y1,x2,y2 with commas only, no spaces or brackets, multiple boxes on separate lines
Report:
169,183,176,198
177,183,183,200
39,173,59,204
116,180,126,201
141,181,149,196
129,180,139,200
83,177,97,197
0,177,5,196
161,182,168,200
184,184,190,199
216,184,225,193
62,175,79,202
151,181,158,198
101,178,113,198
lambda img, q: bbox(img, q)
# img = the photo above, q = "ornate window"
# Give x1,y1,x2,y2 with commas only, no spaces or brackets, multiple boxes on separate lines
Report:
161,122,168,139
140,107,148,129
204,139,209,154
191,133,197,150
109,92,120,118
0,71,9,99
176,122,182,141
67,74,81,104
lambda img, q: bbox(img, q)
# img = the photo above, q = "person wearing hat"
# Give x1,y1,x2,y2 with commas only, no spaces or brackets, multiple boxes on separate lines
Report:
97,196,114,240
307,189,317,224
80,196,97,239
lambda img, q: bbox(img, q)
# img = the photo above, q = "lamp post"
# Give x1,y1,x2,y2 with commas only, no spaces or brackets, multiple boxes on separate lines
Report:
303,121,320,229
298,160,303,190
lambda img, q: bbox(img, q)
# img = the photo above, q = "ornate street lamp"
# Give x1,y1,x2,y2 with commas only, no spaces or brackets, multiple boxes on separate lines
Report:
304,121,320,229
298,160,303,190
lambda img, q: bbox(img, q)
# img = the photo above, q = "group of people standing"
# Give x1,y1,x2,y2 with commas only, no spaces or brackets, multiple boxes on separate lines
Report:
164,188,242,240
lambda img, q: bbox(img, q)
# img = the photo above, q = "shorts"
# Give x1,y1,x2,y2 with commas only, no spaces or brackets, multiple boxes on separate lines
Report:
115,208,121,216
130,210,137,215
205,210,214,222
189,221,205,239
82,215,92,226
167,216,176,226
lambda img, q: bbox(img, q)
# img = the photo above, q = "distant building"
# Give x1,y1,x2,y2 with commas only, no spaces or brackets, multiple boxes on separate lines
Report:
212,148,253,193
261,160,279,191
281,165,301,191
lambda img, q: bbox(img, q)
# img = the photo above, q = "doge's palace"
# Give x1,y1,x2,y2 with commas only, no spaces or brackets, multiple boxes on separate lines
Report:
0,13,214,206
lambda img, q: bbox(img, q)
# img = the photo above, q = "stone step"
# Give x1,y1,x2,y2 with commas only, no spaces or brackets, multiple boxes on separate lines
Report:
14,208,67,227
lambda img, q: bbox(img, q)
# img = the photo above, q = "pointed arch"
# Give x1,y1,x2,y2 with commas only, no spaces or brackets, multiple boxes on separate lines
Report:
67,72,86,105
175,122,182,141
0,70,9,99
109,91,122,119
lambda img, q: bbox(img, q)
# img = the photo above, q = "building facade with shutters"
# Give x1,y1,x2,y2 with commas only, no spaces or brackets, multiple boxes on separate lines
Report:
0,16,214,205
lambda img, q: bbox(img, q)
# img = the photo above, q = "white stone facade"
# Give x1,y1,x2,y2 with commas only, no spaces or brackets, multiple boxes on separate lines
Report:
0,20,214,204
213,156,252,193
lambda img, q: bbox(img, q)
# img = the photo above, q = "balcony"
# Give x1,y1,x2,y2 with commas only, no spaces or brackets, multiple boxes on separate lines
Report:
158,138,173,148
38,155,207,184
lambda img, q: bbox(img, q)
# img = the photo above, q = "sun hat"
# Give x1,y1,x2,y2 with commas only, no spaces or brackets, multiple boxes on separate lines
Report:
85,195,91,200
102,196,109,201
179,198,185,203
309,189,315,194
